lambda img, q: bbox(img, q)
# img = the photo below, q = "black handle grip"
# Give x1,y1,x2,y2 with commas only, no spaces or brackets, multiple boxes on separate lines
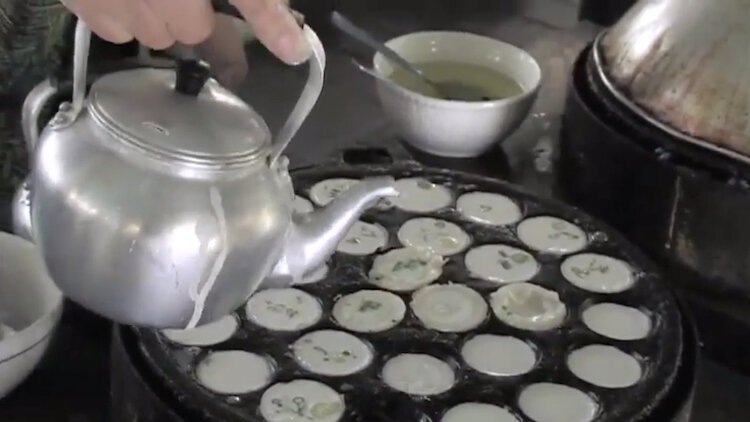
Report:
175,59,211,96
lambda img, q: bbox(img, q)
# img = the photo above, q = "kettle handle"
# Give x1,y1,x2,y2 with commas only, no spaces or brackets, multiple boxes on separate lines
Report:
268,25,326,165
58,19,92,125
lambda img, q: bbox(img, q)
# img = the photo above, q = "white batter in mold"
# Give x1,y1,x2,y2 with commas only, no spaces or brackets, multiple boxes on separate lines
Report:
336,221,389,255
309,178,359,206
332,290,406,333
297,264,329,285
369,247,444,292
292,330,374,376
456,192,523,226
381,353,455,396
518,383,598,422
516,216,587,254
582,303,651,341
260,379,345,422
294,196,315,214
410,284,488,333
490,283,567,331
162,314,238,346
567,345,642,389
397,217,471,256
0,322,16,340
246,288,322,332
561,253,635,294
442,403,519,422
195,350,273,394
391,178,453,213
464,244,539,284
461,334,536,377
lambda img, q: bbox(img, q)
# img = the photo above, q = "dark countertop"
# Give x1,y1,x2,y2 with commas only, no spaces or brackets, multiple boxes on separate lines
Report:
1,2,749,420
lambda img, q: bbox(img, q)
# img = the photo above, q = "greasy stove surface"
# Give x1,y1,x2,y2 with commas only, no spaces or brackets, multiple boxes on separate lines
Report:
0,1,749,420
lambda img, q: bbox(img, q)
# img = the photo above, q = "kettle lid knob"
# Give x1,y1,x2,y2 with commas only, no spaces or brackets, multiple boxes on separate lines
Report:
174,59,211,97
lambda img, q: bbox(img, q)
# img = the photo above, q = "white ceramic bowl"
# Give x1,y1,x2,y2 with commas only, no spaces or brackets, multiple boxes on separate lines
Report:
373,31,542,157
0,232,63,399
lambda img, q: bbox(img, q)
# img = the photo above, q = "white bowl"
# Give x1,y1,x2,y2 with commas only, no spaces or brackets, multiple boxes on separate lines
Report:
0,232,63,399
373,31,542,157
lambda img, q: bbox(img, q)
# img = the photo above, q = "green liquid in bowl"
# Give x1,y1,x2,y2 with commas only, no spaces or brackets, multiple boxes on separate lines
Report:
387,60,524,101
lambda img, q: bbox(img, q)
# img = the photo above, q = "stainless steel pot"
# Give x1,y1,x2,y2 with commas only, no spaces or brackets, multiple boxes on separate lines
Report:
594,0,750,161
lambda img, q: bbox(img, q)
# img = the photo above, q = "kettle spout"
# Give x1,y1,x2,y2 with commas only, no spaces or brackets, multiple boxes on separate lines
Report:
266,176,398,287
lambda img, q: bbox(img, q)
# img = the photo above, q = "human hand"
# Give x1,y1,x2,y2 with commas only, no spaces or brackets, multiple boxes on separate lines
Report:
61,0,310,64
193,14,249,90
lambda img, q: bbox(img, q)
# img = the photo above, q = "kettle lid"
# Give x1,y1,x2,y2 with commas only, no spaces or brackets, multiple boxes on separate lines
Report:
88,60,270,166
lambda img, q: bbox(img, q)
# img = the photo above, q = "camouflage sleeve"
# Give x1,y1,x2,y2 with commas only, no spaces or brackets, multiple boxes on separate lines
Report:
0,0,71,198
0,0,71,99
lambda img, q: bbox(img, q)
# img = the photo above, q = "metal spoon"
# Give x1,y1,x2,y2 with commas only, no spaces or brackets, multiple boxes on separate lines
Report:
331,11,488,101
350,58,406,89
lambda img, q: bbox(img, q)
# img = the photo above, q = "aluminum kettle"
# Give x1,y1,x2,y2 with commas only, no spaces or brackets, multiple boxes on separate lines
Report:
12,20,398,330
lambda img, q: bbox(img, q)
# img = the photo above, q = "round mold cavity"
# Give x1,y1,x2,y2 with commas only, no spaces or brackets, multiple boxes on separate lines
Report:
516,216,588,254
460,334,536,377
489,282,567,331
294,196,315,214
309,178,359,206
260,379,345,422
391,177,453,213
369,247,445,292
292,330,375,377
410,283,488,333
441,402,520,422
245,288,323,332
195,350,274,395
161,314,238,346
582,302,651,341
561,253,636,293
456,191,523,226
336,221,389,256
464,244,540,284
518,383,599,422
397,217,472,256
567,344,643,389
381,353,456,396
332,289,406,333
298,264,330,285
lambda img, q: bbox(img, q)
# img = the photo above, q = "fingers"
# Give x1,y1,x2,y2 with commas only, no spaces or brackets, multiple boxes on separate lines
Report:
194,14,249,90
61,0,311,65
129,1,174,49
145,0,214,45
229,0,311,64
62,0,215,49
62,0,134,44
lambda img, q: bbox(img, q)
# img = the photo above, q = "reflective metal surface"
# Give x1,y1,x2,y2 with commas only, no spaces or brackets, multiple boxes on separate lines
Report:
15,21,397,329
597,0,750,158
11,180,31,242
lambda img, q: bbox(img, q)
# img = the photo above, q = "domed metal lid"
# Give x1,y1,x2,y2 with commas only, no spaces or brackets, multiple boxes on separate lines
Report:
88,60,270,166
596,0,750,161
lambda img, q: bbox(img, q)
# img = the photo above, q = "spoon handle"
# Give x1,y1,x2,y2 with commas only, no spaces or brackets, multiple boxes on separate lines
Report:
350,58,400,89
331,11,425,80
